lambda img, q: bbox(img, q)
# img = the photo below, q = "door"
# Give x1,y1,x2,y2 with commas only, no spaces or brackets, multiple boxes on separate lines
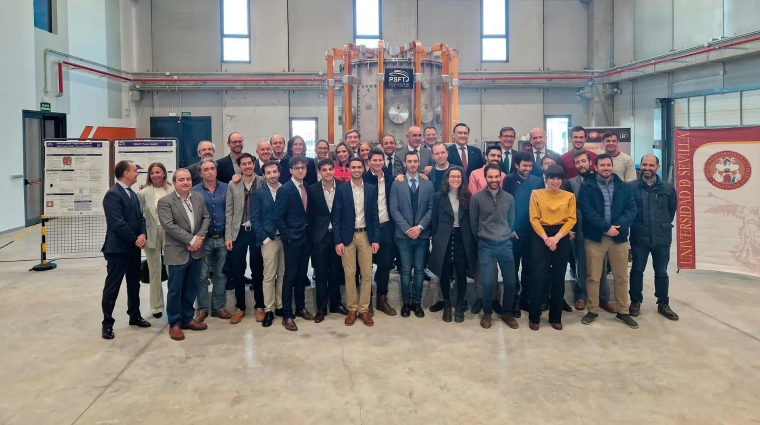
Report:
23,111,67,227
150,116,212,168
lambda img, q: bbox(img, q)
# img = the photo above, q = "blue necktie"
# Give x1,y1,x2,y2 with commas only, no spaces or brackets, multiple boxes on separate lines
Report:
127,187,139,212
410,178,417,193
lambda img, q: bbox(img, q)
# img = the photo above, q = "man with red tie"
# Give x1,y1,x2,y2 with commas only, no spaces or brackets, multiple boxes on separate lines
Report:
447,123,485,180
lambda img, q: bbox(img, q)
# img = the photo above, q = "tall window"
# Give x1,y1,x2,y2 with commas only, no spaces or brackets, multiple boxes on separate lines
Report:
291,118,318,158
34,0,53,33
222,0,251,62
354,0,381,47
481,0,508,62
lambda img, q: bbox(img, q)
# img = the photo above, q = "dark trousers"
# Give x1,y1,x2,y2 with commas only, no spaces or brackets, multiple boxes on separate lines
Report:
167,257,203,327
373,222,395,296
313,232,343,313
282,238,310,319
511,231,533,308
629,243,671,304
439,228,468,303
230,226,264,311
529,226,572,324
102,249,142,327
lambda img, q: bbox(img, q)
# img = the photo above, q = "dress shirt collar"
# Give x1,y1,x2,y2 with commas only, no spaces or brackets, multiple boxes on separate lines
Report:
117,180,131,195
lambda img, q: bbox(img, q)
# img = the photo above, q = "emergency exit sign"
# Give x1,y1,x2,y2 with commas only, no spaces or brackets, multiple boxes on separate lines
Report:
40,102,51,112
181,111,191,116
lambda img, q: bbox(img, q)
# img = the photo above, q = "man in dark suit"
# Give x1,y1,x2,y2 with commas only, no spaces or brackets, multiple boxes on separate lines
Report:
254,140,273,176
215,132,245,183
447,123,485,179
307,158,348,323
498,126,519,174
100,160,150,339
189,141,216,186
393,126,433,178
333,157,380,327
381,134,399,177
273,155,315,331
528,128,562,178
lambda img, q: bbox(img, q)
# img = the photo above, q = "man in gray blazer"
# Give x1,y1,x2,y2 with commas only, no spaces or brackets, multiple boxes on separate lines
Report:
158,168,210,341
393,126,434,179
390,151,435,319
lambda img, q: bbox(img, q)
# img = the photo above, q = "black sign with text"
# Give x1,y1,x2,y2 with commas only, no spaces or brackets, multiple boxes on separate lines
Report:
385,68,414,89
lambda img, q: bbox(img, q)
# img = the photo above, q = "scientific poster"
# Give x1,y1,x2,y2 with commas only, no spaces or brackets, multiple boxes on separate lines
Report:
114,139,177,190
44,141,110,216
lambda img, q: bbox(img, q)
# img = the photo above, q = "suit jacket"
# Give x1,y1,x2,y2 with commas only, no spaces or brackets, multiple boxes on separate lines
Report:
251,184,279,247
389,176,435,239
501,148,519,174
157,192,210,265
215,154,238,184
393,145,433,177
530,148,563,177
188,161,203,186
331,181,380,247
363,170,393,211
137,184,175,249
279,156,318,186
428,191,478,278
102,183,147,254
561,175,584,237
224,175,265,242
447,143,485,178
307,180,344,245
273,180,309,244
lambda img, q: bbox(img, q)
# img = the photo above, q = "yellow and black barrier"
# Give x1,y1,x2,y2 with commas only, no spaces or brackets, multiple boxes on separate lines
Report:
31,215,57,272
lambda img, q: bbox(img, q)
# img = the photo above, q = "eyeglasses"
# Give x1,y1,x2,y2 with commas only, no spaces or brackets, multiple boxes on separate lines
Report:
292,166,306,171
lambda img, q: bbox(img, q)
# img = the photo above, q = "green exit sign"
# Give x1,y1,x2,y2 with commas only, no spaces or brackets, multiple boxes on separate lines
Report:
40,102,51,112
181,111,191,116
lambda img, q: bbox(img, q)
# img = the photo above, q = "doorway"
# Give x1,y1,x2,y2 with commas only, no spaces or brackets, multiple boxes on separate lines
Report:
544,115,571,154
150,116,212,167
23,110,67,227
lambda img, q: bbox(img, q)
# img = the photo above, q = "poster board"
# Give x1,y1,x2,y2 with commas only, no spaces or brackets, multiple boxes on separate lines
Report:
44,141,110,216
583,127,631,155
114,139,178,191
675,127,760,277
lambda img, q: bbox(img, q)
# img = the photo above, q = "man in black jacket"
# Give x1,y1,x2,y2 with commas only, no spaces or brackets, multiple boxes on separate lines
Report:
628,154,678,320
578,154,638,329
215,132,245,183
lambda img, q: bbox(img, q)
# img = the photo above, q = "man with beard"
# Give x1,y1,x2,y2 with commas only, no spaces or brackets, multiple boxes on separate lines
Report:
560,126,596,179
603,131,636,182
216,132,245,183
381,134,399,176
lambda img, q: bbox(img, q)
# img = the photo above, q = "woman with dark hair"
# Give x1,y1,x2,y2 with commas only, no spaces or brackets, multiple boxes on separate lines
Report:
358,141,373,171
137,162,174,319
528,164,577,331
428,166,478,322
279,135,317,184
332,142,352,182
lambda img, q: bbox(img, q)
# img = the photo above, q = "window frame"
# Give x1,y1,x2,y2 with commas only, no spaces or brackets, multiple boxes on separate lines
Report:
221,0,252,63
353,0,382,48
34,0,53,33
481,0,509,63
290,117,319,159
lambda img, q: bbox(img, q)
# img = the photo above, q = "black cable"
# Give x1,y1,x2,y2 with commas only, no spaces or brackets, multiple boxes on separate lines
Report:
0,255,102,263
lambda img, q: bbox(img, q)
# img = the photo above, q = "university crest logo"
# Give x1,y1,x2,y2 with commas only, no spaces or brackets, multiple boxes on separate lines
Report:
704,150,751,190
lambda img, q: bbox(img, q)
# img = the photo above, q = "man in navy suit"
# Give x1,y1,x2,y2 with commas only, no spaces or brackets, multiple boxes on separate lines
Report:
390,151,435,319
273,155,315,331
528,128,562,178
498,126,520,175
447,123,485,179
215,132,245,183
100,160,150,339
333,157,380,327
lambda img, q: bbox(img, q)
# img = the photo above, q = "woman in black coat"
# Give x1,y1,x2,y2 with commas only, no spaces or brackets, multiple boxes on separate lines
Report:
429,166,478,323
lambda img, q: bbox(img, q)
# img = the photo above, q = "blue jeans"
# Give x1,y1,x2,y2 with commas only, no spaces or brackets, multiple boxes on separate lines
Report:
397,237,429,304
572,237,610,304
478,239,516,314
629,243,670,304
167,257,202,327
197,237,228,313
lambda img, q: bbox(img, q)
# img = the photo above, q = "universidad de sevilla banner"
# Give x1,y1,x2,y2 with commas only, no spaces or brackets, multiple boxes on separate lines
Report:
675,127,760,277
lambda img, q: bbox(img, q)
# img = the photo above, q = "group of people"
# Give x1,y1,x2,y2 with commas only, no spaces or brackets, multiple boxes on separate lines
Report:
99,123,679,341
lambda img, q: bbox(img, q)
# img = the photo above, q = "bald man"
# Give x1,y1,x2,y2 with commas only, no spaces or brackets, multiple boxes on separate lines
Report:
393,126,433,178
270,135,286,162
528,128,562,178
255,140,273,175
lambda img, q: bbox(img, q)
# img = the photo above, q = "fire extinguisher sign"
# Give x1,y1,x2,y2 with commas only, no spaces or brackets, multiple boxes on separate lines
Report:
385,68,414,89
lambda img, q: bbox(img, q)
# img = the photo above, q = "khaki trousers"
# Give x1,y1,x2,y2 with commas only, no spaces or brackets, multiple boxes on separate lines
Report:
261,236,285,312
342,231,373,313
144,226,167,314
585,238,629,314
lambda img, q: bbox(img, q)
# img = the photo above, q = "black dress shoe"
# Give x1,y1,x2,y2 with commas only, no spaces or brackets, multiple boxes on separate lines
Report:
102,327,115,340
429,301,445,313
412,303,425,318
274,308,284,317
314,312,325,323
442,301,452,322
129,317,151,328
330,305,349,316
400,303,411,318
492,300,505,316
512,307,522,318
541,303,549,312
562,301,573,312
471,298,483,314
262,311,274,327
152,312,162,319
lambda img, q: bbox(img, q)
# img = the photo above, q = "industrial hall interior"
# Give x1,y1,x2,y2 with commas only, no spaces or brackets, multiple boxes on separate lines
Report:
3,0,760,423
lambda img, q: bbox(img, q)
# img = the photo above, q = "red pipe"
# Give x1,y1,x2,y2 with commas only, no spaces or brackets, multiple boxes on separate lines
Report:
136,77,327,83
459,75,590,81
61,60,131,81
57,62,63,96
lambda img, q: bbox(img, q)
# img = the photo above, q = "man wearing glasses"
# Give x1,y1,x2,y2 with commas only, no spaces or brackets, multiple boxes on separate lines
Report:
216,132,245,184
498,126,519,174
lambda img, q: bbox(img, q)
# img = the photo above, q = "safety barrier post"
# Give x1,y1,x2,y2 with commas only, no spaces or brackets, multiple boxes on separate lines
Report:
31,215,57,271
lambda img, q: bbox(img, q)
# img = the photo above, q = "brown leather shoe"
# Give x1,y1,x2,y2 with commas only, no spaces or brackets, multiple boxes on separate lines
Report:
314,312,325,323
529,322,539,331
574,299,586,310
345,310,357,326
295,309,314,321
211,310,232,319
551,322,563,331
169,325,185,341
282,318,298,331
501,314,519,329
359,311,374,327
194,311,208,323
182,319,208,331
376,295,397,316
480,313,492,329
230,309,245,324
601,302,617,313
255,308,266,322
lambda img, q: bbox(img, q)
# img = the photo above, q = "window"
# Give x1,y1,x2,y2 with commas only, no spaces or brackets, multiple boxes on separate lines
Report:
290,118,318,158
545,116,571,154
354,0,381,48
34,0,53,33
222,0,250,62
482,0,508,62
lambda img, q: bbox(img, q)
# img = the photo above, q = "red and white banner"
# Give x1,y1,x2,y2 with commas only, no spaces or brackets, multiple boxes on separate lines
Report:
675,127,760,277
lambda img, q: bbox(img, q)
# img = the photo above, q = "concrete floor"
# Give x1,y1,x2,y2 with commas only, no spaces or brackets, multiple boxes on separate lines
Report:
1,226,759,425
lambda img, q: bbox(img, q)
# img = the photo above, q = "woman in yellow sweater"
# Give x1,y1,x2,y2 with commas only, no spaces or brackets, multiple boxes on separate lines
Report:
528,164,577,330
